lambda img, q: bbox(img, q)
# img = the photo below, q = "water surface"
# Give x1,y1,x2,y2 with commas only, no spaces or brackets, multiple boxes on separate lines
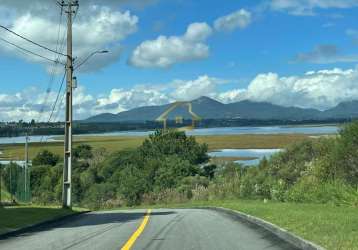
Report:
0,125,339,145
209,148,282,166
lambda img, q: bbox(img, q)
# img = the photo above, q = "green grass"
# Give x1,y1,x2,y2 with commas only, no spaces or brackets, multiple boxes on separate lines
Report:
0,134,312,160
141,200,358,250
0,180,11,202
0,189,11,202
0,206,78,235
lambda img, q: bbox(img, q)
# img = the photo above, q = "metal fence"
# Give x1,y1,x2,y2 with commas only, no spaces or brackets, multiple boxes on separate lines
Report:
0,162,31,204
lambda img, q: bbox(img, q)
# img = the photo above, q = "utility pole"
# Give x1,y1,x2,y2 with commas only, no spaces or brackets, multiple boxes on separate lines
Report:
60,0,78,208
24,134,29,201
0,163,2,205
9,163,13,202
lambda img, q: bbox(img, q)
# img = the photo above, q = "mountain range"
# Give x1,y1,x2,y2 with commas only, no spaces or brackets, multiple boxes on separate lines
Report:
85,96,358,122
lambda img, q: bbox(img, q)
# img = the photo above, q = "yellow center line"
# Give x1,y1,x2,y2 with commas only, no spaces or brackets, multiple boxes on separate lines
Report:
121,209,152,250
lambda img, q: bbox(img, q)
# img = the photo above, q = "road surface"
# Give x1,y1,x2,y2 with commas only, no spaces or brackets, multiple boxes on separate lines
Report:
0,209,298,250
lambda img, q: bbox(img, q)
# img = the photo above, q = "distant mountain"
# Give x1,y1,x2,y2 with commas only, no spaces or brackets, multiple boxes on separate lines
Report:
322,100,358,119
84,96,358,122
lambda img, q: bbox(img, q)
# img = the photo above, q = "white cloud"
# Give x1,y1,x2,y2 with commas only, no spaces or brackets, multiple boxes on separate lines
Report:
170,75,226,100
269,0,358,16
0,2,138,72
128,22,212,68
214,9,252,32
3,67,358,121
0,75,223,121
216,67,358,110
95,87,171,114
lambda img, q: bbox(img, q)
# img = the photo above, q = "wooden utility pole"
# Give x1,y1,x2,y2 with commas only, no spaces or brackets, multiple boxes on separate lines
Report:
60,0,78,208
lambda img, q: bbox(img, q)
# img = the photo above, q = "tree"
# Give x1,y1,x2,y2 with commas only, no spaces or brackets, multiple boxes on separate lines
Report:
336,122,358,186
73,144,93,160
139,129,209,165
32,150,60,166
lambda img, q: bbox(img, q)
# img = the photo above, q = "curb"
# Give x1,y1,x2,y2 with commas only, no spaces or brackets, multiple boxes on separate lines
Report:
203,207,325,250
0,210,90,240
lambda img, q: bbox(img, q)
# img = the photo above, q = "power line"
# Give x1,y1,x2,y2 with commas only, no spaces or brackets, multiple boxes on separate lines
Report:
40,70,66,143
0,24,68,57
47,71,66,123
54,88,66,122
37,5,66,124
0,37,63,64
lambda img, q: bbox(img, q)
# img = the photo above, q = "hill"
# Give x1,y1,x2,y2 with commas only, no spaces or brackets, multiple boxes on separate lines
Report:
85,96,358,122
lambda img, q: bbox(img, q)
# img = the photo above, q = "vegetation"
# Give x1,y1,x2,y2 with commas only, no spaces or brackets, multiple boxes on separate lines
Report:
23,130,209,207
1,188,11,203
0,206,76,234
20,122,358,209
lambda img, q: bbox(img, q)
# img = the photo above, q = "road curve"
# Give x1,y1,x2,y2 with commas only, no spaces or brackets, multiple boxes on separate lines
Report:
0,209,299,250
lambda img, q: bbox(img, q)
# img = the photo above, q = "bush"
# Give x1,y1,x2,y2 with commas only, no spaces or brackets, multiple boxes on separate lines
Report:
82,183,117,209
335,122,358,185
286,176,358,205
32,150,60,166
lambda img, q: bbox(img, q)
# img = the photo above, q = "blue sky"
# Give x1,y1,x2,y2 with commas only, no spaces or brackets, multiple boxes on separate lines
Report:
1,0,358,121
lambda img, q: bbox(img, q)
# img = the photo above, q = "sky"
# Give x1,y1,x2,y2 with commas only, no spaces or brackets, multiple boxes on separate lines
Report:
0,0,358,121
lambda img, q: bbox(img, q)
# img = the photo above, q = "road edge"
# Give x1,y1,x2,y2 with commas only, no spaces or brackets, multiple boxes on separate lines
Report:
204,207,326,250
0,210,89,240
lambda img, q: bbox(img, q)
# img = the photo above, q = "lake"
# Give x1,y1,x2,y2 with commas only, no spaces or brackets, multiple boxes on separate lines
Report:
0,125,339,145
209,149,282,166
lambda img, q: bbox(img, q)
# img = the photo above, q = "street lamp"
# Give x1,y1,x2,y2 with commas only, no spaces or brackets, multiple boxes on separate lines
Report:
74,50,109,71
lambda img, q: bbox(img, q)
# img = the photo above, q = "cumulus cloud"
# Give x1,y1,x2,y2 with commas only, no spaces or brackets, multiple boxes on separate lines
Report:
95,86,171,114
3,67,358,121
0,1,138,72
214,9,252,32
170,75,226,100
128,22,212,68
269,0,358,16
216,67,358,110
0,75,224,121
293,44,358,64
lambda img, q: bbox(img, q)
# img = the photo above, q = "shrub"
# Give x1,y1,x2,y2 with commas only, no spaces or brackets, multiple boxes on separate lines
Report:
286,176,358,205
32,150,60,166
335,122,358,185
82,183,117,209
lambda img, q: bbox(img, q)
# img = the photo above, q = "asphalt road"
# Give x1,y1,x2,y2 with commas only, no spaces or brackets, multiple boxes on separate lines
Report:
0,209,299,250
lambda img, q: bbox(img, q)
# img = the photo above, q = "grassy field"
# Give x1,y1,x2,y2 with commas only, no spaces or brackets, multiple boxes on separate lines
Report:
0,134,312,160
0,206,77,235
210,156,258,163
142,200,358,250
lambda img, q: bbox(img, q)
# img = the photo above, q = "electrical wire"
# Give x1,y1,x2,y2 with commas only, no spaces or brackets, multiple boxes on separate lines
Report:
54,88,66,122
38,3,68,142
40,70,66,143
47,71,66,123
0,37,63,64
42,1,80,142
36,5,65,125
0,25,67,57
